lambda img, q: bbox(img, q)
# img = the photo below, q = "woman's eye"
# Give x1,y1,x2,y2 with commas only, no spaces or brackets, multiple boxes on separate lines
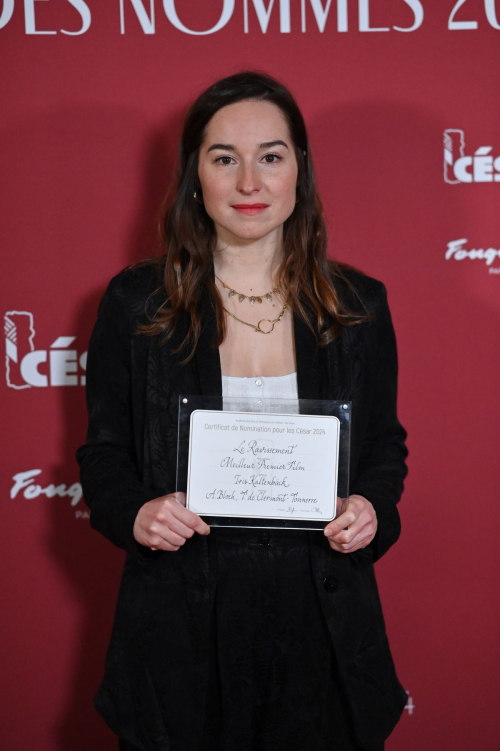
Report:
262,154,282,164
215,156,234,165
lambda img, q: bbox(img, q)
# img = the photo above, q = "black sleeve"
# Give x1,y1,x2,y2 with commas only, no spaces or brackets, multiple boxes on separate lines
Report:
76,274,157,555
350,285,408,563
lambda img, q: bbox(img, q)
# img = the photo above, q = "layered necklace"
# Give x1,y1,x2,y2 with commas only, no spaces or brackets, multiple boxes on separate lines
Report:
215,274,287,335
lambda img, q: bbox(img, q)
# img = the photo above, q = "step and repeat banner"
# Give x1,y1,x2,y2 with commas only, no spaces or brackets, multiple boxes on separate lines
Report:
1,2,499,749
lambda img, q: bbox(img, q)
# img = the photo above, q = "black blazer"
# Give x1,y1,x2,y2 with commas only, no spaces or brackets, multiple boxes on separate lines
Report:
77,262,408,751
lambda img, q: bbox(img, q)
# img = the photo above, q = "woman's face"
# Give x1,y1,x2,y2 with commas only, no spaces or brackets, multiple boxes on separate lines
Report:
197,99,299,246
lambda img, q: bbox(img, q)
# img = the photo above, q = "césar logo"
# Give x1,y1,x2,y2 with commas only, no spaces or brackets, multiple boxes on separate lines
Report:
4,311,87,389
443,129,500,184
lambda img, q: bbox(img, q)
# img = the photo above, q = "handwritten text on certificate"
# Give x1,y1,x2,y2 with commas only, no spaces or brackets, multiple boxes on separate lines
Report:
186,410,340,521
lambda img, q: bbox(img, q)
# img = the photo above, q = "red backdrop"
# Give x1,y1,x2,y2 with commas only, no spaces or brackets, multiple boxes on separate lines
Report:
2,2,500,749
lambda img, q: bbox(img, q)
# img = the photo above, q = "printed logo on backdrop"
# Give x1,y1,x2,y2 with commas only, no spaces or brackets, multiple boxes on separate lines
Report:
3,0,500,36
10,469,87,519
443,130,500,184
404,691,415,716
4,311,87,389
445,240,500,275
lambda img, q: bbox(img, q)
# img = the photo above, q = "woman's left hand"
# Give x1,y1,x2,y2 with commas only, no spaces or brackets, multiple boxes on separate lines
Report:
323,495,377,553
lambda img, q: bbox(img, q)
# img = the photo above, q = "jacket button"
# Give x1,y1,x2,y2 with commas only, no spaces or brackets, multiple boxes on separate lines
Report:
259,532,271,546
323,576,339,593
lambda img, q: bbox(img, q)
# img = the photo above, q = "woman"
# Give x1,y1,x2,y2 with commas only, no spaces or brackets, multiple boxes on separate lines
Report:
77,71,408,751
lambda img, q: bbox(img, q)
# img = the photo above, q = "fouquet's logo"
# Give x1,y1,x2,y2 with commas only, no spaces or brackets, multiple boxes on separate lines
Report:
445,239,500,274
4,311,87,389
10,469,84,514
443,129,500,184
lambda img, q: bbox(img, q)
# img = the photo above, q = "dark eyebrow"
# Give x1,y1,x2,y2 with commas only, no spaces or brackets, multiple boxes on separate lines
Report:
207,140,289,153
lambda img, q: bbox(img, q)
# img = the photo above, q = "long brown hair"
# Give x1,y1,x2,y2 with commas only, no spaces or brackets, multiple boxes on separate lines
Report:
138,71,367,361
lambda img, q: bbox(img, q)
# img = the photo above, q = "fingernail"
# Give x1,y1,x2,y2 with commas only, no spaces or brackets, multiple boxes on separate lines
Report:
324,529,332,537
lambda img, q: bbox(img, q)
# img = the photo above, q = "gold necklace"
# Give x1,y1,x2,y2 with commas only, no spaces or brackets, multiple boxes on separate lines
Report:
216,274,278,305
223,303,287,334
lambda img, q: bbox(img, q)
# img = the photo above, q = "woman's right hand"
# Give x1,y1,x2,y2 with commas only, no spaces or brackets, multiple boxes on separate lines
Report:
133,492,210,551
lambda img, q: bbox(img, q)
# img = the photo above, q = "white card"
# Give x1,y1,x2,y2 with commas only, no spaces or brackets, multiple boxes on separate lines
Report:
186,409,340,522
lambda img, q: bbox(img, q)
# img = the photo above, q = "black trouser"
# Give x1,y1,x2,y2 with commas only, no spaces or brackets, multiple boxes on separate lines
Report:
119,738,384,751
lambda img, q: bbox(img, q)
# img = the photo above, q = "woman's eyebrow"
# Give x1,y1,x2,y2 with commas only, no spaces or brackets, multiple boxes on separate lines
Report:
207,140,289,153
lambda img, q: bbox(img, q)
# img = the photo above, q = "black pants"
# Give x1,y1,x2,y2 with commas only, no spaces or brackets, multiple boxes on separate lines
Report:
117,528,383,751
119,741,383,751
119,738,383,751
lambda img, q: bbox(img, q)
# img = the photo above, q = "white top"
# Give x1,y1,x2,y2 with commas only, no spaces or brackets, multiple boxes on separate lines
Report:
221,372,298,400
221,372,299,414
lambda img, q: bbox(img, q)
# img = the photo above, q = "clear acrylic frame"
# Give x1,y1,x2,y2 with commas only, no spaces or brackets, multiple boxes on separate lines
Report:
176,395,351,531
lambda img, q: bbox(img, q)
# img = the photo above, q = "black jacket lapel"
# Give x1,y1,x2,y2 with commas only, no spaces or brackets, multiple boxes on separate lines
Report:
294,309,331,401
194,285,223,398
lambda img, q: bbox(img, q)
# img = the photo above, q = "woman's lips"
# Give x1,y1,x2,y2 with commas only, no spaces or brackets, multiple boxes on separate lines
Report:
230,203,269,215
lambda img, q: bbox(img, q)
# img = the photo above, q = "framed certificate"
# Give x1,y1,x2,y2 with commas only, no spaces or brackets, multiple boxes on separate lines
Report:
176,395,351,530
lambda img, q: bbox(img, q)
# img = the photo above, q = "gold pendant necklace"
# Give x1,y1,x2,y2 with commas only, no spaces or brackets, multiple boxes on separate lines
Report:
216,274,278,305
223,303,287,334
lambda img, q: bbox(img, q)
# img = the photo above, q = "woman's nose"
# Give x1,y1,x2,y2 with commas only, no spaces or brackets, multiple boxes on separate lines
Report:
236,163,261,194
